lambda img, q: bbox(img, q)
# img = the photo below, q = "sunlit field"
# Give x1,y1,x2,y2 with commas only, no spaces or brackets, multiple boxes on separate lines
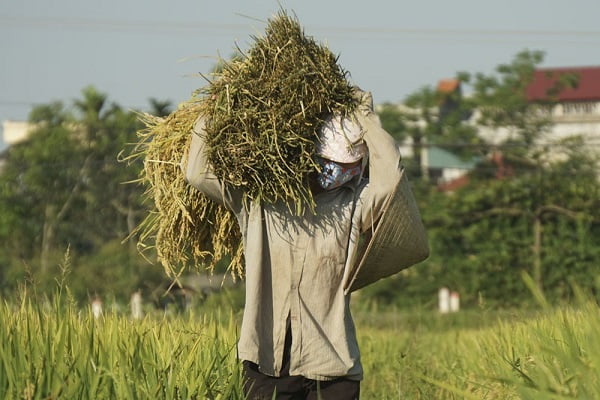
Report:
1,284,598,400
357,301,600,399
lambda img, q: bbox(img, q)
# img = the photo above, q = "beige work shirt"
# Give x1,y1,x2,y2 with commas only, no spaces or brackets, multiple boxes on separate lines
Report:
185,96,402,381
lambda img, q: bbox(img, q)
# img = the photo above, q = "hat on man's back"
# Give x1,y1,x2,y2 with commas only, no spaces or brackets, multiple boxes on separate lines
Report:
345,168,430,293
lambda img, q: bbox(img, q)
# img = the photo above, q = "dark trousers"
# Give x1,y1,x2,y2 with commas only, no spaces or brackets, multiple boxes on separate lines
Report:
242,329,360,400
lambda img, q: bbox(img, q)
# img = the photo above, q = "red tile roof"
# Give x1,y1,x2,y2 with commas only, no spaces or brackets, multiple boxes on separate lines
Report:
437,79,460,94
437,174,470,192
526,66,600,102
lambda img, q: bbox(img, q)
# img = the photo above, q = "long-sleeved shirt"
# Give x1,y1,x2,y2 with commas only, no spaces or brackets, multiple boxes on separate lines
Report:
185,91,402,381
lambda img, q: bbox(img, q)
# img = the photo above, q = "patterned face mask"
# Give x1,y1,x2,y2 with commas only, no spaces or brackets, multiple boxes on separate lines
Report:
317,158,362,190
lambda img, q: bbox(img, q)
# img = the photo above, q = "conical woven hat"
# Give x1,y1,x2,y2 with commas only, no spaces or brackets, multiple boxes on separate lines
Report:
345,168,429,293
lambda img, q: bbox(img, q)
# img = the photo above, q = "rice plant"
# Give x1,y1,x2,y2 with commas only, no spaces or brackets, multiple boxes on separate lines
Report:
0,293,244,400
131,9,358,278
356,299,600,399
2,283,598,399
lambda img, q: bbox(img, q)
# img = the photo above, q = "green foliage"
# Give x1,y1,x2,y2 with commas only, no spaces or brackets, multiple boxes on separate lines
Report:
360,144,600,308
377,102,407,142
70,240,166,304
468,50,544,126
398,159,599,308
365,50,599,308
197,285,246,316
0,103,78,254
467,50,552,160
0,291,244,399
0,86,171,303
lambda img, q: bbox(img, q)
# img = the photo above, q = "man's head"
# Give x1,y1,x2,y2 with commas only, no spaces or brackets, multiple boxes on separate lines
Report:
316,115,367,164
315,115,367,190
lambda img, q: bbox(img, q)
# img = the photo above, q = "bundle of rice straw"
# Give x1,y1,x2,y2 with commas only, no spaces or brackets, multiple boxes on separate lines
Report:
134,9,358,277
134,102,244,278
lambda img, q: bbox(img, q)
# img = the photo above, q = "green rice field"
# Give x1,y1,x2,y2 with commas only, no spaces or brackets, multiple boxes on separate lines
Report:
1,289,598,399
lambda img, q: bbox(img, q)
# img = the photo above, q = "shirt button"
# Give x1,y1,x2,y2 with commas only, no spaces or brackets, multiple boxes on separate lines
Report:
291,284,297,290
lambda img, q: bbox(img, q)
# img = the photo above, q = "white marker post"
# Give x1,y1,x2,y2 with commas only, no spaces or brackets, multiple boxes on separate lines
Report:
450,291,460,312
438,287,450,314
130,291,143,320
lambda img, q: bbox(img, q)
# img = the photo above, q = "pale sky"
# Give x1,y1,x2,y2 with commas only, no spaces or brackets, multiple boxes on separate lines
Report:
2,0,599,146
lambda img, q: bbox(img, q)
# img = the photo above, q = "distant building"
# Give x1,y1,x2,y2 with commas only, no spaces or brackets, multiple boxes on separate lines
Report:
0,120,35,171
526,66,600,142
424,146,478,187
428,67,600,190
2,120,34,146
478,66,600,149
383,67,600,192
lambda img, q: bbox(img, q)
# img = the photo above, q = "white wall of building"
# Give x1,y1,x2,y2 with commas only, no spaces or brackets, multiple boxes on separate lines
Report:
475,102,600,150
2,120,34,146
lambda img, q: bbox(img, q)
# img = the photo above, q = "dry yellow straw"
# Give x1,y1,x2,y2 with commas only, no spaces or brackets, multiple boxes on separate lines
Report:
132,100,243,277
132,10,356,277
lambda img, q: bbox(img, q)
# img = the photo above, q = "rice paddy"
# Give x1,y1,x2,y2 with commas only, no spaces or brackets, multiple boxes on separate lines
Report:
2,288,598,399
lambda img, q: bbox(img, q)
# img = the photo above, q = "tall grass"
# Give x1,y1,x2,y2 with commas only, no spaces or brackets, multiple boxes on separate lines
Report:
356,300,600,399
1,286,598,399
0,291,244,399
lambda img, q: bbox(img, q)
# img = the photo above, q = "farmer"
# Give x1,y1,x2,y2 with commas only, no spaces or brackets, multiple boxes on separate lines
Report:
185,89,403,399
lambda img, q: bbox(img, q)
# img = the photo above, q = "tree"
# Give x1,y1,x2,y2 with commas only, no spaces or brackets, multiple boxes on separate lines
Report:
403,86,441,179
465,50,551,160
0,87,169,301
443,53,594,301
377,103,407,142
378,78,480,181
0,102,85,272
148,98,173,118
364,50,599,307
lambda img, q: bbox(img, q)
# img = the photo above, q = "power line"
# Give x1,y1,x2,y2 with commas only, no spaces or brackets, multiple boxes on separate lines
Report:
0,15,253,35
2,14,600,39
0,100,42,107
0,159,597,175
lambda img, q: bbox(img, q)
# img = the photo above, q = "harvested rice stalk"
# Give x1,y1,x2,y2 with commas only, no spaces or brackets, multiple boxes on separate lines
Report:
133,100,243,277
198,9,358,214
132,9,356,276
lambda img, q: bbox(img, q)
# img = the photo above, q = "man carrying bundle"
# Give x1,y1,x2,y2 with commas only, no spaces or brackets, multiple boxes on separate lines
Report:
185,89,405,399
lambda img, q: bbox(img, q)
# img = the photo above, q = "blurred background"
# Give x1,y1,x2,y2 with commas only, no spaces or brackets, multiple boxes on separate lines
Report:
1,0,599,312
